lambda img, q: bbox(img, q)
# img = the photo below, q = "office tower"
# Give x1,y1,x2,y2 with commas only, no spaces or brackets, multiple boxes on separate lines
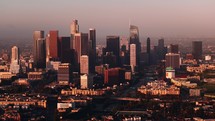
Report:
103,52,117,68
165,53,180,69
70,19,79,35
130,44,136,72
106,36,120,66
192,41,202,60
58,37,72,63
129,25,141,66
57,63,72,85
80,74,93,89
104,68,125,86
10,46,20,74
147,37,151,54
11,46,19,63
70,20,79,49
80,55,89,74
157,38,167,60
48,30,59,60
89,28,96,73
120,37,129,51
35,38,46,68
33,31,44,64
169,44,179,54
73,33,88,64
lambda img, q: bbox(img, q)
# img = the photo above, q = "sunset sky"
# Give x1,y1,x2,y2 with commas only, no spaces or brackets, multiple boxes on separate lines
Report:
1,0,215,41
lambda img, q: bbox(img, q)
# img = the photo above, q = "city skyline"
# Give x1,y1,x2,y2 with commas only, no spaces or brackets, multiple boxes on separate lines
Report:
1,0,215,42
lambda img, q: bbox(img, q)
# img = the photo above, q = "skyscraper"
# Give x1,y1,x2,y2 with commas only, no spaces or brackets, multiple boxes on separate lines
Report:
35,38,46,68
157,38,167,60
165,53,180,69
147,37,151,54
10,46,20,74
58,37,72,63
106,36,120,66
73,33,88,64
129,25,141,66
192,41,202,60
11,46,19,63
33,31,44,67
80,55,89,74
89,28,96,73
48,30,59,60
58,63,72,85
70,19,79,35
70,20,79,49
130,44,136,72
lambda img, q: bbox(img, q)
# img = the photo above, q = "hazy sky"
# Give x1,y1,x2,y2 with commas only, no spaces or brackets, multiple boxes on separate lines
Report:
1,0,215,41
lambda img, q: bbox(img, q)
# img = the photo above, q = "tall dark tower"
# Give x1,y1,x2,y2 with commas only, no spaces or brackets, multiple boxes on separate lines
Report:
33,31,45,68
106,36,120,66
58,37,73,63
158,38,166,60
89,28,96,73
192,41,202,60
129,25,141,66
147,37,151,54
35,39,46,68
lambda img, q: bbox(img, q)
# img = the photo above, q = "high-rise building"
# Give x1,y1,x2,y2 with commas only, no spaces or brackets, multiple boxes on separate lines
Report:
147,37,151,54
89,28,96,73
80,55,89,74
73,33,88,64
58,37,72,63
10,46,20,74
165,53,180,69
130,44,136,72
35,38,46,68
48,30,59,59
192,41,202,60
70,20,79,49
57,63,72,85
129,25,141,66
103,52,117,68
106,36,120,66
70,19,79,35
169,44,179,54
80,74,93,89
11,46,19,63
33,31,44,65
156,38,167,61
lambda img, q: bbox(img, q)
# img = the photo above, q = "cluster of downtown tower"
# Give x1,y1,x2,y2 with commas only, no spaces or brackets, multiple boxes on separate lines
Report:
32,19,203,86
32,20,142,85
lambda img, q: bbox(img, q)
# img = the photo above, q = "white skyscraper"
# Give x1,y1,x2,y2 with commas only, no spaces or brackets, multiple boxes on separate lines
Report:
130,44,136,72
80,74,93,89
10,46,20,74
80,55,89,74
11,46,19,64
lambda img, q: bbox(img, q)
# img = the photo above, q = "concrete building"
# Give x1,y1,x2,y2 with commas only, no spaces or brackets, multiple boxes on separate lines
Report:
58,63,72,85
80,74,93,89
130,44,136,72
165,53,180,69
80,55,89,74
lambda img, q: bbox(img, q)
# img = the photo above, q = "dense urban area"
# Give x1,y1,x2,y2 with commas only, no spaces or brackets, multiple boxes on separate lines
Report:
0,20,215,121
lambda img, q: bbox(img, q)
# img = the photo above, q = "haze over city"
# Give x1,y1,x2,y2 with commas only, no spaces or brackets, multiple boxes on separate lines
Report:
1,0,215,41
1,1,215,120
